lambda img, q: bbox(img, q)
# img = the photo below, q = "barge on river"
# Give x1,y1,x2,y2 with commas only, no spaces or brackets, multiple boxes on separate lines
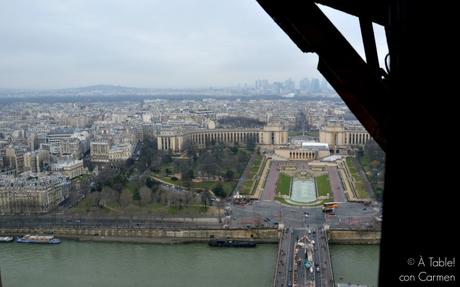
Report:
208,237,256,247
16,234,61,244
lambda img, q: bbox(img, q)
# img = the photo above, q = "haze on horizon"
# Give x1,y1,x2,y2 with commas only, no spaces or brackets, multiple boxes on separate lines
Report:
0,0,387,90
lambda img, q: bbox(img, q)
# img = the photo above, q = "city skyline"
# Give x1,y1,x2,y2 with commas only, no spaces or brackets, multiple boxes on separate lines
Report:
0,1,387,90
0,76,332,92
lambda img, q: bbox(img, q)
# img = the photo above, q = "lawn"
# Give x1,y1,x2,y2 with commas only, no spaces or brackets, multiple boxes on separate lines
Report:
240,180,255,195
276,173,292,196
238,153,264,195
192,181,236,195
247,154,263,180
153,173,236,196
153,174,184,185
316,175,331,197
346,157,369,198
359,154,370,170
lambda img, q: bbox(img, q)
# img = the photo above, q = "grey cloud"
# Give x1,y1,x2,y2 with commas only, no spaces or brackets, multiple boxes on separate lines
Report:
0,1,384,89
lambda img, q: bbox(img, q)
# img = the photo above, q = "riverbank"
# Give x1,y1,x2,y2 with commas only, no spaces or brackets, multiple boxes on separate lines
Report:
328,229,381,244
0,227,280,244
1,226,381,244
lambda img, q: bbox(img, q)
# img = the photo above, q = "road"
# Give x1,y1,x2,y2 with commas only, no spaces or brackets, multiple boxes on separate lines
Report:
229,199,336,287
226,198,379,287
0,215,221,230
274,226,292,287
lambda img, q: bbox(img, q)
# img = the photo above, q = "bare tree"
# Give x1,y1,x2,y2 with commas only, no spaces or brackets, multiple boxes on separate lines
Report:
119,189,132,207
139,186,152,206
100,186,120,207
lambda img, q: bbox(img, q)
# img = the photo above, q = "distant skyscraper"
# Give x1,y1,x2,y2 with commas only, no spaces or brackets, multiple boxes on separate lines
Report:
299,78,310,91
311,78,320,93
272,82,282,94
255,79,268,90
284,78,295,91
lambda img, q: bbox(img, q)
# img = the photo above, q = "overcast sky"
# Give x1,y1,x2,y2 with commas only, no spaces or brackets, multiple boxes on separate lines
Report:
0,0,387,89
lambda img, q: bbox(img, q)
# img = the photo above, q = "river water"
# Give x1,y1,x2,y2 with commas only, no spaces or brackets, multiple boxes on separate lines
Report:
0,241,277,287
330,244,380,287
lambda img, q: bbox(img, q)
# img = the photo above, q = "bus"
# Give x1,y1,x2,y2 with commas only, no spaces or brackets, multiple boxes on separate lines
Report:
323,202,339,209
322,202,339,212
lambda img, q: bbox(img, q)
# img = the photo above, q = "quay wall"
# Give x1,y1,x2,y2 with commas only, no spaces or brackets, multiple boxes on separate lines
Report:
328,229,381,244
0,227,280,244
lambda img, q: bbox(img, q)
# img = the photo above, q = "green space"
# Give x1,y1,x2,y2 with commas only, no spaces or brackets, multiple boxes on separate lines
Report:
288,130,319,138
71,140,250,216
288,131,304,137
274,195,329,207
316,175,331,197
191,181,234,193
356,140,385,201
305,130,319,138
154,143,251,197
239,152,263,195
346,157,369,199
253,158,270,194
240,180,255,195
71,194,210,216
276,173,292,196
153,175,236,196
247,154,263,179
359,153,370,170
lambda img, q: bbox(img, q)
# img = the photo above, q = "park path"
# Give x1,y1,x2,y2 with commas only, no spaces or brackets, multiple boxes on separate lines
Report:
327,166,346,202
261,161,280,200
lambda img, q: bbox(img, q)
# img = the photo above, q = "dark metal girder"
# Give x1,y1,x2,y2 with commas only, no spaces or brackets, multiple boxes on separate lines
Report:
257,0,389,150
359,17,380,74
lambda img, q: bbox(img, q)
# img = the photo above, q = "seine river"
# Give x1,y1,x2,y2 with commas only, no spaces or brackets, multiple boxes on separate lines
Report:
330,244,380,287
1,241,380,287
0,241,277,287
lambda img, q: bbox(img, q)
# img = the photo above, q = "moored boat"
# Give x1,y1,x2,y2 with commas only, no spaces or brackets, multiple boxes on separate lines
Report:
208,238,256,247
16,234,61,244
0,236,14,242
